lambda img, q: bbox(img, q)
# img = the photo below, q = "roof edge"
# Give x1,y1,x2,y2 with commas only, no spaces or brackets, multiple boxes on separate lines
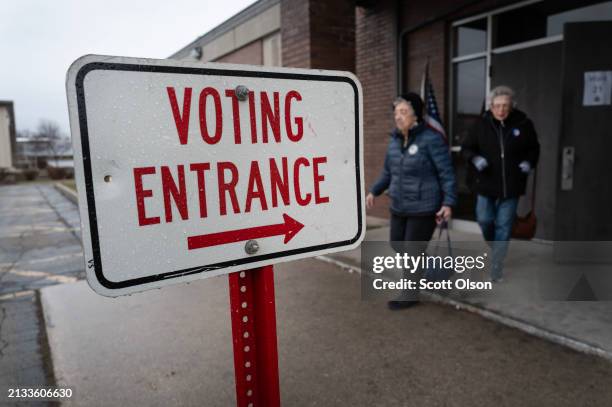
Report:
168,0,280,59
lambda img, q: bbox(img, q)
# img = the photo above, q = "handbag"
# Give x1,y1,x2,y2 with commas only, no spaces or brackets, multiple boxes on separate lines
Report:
512,169,537,239
424,220,454,281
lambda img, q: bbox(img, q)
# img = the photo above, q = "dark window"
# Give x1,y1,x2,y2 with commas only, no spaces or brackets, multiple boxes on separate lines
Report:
451,58,485,221
493,0,612,48
454,19,487,57
453,58,486,145
547,1,612,36
493,5,547,47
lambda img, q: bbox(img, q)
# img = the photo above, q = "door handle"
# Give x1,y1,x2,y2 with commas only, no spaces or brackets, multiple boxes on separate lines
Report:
561,146,574,191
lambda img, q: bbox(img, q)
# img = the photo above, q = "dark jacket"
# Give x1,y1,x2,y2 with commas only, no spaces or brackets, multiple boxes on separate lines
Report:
461,109,540,198
370,123,457,215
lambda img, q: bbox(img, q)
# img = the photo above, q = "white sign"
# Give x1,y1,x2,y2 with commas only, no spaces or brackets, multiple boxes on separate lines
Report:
583,71,612,106
66,55,364,297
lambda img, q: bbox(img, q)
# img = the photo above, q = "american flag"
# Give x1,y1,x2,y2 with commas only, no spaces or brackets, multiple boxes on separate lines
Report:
420,61,448,144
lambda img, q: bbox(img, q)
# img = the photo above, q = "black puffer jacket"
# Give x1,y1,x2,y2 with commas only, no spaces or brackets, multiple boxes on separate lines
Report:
461,109,540,198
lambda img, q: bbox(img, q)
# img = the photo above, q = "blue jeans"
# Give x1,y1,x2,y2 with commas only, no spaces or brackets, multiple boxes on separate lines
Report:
475,195,518,280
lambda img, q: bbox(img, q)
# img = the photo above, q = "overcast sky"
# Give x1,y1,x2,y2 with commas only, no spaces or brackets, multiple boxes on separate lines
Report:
0,0,256,136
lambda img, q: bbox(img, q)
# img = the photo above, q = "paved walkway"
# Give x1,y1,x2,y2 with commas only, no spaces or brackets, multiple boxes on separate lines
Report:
0,183,84,401
324,218,612,359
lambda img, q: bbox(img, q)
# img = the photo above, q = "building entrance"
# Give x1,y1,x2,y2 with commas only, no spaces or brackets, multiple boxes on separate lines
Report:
490,41,562,240
554,22,612,245
450,1,612,240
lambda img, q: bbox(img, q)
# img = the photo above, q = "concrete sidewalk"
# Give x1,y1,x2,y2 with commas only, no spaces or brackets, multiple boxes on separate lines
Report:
41,258,612,406
323,217,612,360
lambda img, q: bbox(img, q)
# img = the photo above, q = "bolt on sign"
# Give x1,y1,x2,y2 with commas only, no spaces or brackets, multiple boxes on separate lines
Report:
66,55,364,297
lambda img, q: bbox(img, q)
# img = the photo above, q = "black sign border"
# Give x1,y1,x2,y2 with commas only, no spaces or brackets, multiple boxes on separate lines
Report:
75,61,362,290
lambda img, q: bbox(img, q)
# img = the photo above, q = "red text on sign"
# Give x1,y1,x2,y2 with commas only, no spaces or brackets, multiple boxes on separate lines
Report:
166,87,303,145
133,156,329,226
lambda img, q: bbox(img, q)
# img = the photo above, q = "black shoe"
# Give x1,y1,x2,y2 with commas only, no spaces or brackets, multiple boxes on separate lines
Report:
387,300,419,310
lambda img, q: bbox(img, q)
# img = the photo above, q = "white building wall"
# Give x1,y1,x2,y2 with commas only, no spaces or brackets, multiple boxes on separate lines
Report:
173,3,281,64
263,32,282,66
0,106,12,168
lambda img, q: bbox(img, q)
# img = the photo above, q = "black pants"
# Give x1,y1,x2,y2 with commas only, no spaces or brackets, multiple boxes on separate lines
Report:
390,213,437,242
389,213,437,300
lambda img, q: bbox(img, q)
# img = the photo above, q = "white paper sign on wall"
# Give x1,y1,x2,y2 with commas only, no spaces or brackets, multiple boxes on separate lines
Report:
583,71,612,106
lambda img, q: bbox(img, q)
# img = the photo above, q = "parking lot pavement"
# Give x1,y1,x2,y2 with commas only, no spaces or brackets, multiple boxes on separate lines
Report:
0,184,84,297
41,257,612,407
0,291,55,396
0,183,84,399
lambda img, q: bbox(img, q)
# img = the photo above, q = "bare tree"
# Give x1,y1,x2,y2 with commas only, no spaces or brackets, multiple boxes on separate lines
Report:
16,129,33,139
16,129,35,168
33,119,68,166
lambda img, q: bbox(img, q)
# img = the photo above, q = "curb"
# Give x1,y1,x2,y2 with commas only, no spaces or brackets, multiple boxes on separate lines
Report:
53,182,78,205
316,254,612,362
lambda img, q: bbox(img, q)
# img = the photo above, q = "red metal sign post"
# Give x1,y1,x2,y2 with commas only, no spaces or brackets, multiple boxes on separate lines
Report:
228,265,280,407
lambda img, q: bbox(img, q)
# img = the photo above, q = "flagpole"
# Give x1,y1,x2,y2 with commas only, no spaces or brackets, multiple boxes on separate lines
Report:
420,58,430,100
420,57,449,144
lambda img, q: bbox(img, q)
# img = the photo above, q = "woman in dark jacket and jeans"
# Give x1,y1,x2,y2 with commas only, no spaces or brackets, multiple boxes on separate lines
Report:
366,93,457,309
461,86,540,282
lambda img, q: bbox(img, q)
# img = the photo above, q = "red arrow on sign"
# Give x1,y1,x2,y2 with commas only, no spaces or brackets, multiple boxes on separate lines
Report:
187,213,305,250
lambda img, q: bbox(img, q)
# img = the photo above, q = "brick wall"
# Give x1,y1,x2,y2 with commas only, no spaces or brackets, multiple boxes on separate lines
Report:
281,0,311,68
309,0,355,71
355,0,397,218
404,21,446,120
281,0,355,71
215,40,264,65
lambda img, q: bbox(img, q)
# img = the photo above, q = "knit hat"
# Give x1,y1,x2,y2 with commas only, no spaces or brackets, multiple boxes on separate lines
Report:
395,92,424,122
